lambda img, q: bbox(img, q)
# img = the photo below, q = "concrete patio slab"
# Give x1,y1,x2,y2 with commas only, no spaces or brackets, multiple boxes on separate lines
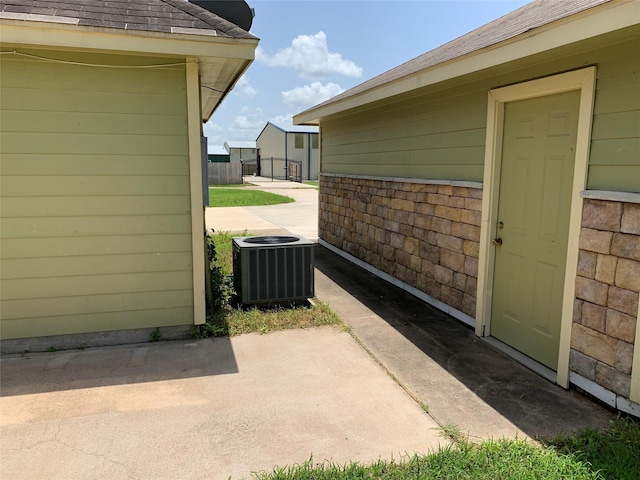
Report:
1,328,446,480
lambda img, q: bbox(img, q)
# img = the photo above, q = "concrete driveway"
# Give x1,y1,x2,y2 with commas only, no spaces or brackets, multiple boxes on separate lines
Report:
1,328,445,480
205,177,319,240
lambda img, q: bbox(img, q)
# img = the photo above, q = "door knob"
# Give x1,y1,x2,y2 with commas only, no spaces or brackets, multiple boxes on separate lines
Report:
492,237,503,246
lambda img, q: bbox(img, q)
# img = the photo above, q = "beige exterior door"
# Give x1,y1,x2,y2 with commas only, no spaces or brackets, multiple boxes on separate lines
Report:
491,90,580,370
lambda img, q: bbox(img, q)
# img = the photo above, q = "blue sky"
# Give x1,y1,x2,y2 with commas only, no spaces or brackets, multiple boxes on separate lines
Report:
204,0,529,152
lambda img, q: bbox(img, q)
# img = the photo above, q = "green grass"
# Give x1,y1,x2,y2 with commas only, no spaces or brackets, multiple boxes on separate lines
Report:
252,440,599,479
250,418,640,479
543,416,640,480
198,231,342,338
209,183,249,188
211,301,342,337
303,181,319,188
209,187,294,207
210,230,241,276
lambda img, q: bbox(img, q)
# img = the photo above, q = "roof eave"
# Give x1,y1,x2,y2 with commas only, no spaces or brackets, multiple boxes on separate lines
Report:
200,55,254,121
0,17,258,58
294,0,638,125
0,18,258,121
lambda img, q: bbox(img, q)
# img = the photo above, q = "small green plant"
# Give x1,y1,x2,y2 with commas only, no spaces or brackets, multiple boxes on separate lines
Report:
192,320,228,339
149,327,161,342
439,424,469,446
205,230,235,316
46,346,57,352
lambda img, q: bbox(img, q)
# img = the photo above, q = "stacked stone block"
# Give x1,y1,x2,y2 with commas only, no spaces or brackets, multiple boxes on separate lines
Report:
319,174,482,318
571,199,640,397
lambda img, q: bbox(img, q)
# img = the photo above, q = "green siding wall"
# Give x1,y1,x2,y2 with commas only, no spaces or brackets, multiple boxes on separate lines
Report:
0,51,193,339
321,90,487,181
320,34,640,192
588,49,640,192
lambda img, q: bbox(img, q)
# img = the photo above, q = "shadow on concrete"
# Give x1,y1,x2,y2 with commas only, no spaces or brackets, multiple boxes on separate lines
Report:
314,244,614,439
0,337,238,397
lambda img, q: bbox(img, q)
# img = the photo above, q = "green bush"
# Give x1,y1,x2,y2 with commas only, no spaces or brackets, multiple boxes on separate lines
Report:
205,231,235,316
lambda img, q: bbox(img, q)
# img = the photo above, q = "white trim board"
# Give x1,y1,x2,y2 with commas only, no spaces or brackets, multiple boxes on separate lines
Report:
186,58,206,326
318,239,476,328
581,190,640,204
320,173,483,190
570,372,640,417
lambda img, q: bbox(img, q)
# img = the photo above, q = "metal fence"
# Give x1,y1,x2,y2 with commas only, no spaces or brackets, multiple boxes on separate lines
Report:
257,157,302,183
242,160,257,177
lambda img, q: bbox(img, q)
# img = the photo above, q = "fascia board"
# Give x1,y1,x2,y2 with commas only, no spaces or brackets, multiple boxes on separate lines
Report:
294,1,639,125
0,19,257,60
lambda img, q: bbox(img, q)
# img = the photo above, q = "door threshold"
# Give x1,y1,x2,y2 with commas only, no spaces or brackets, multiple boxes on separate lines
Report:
482,336,558,384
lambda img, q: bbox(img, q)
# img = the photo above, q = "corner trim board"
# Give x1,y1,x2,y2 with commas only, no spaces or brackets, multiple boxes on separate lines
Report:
186,58,206,325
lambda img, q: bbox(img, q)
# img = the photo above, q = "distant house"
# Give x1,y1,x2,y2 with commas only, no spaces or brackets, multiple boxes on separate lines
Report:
0,0,258,351
223,140,257,163
256,122,319,181
295,0,640,416
208,145,231,163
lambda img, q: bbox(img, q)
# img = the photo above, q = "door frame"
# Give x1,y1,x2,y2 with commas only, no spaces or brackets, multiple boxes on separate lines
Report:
476,67,597,388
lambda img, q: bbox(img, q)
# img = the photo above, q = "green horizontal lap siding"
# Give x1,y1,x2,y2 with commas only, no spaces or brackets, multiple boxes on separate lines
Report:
320,89,487,181
588,50,640,193
0,51,193,339
320,34,640,190
1,307,195,339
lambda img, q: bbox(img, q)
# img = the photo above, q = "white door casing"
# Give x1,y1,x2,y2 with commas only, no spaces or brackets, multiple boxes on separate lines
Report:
476,67,597,388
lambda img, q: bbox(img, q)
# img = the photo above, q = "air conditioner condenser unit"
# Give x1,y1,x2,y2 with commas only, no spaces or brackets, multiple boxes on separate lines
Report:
232,235,314,305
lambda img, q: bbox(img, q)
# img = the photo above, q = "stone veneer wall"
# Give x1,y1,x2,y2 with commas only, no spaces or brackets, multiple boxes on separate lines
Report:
319,174,482,319
571,199,640,398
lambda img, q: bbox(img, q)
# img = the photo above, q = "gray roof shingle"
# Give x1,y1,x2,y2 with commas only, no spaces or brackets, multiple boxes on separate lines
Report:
308,0,612,111
0,0,257,39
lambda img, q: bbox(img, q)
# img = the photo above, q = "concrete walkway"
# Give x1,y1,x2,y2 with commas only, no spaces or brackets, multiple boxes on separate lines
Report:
314,247,614,440
206,176,319,240
0,177,615,479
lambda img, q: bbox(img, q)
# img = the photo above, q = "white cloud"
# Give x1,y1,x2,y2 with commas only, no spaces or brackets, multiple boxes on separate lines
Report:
203,122,224,146
203,107,266,148
228,107,267,141
282,82,345,109
233,75,257,97
256,31,362,80
269,114,294,128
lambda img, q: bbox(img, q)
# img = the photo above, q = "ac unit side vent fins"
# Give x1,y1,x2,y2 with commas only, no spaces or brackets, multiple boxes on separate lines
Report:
232,236,314,305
